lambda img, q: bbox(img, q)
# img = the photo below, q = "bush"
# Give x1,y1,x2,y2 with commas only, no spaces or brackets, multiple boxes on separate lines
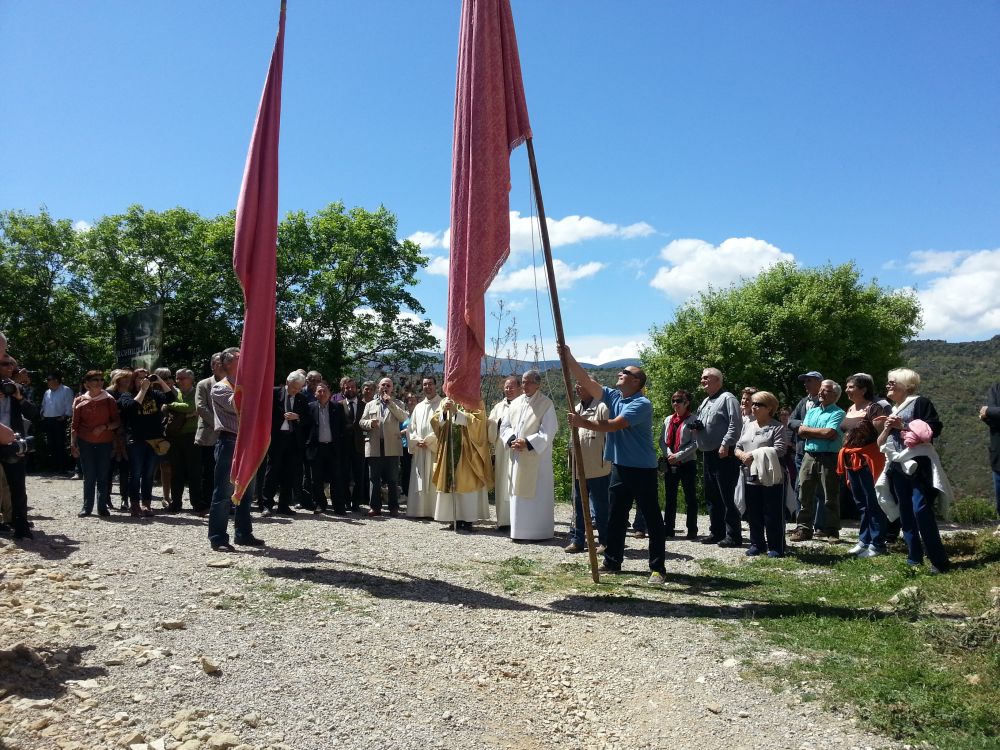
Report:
950,497,998,525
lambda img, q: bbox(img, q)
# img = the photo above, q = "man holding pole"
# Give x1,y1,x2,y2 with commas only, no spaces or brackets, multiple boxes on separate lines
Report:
560,346,668,585
431,395,492,530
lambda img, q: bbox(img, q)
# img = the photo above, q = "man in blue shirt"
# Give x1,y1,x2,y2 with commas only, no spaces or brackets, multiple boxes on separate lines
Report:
560,345,667,585
789,379,845,542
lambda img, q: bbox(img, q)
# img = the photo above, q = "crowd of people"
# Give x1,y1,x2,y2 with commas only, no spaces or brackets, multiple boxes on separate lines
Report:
2,328,998,583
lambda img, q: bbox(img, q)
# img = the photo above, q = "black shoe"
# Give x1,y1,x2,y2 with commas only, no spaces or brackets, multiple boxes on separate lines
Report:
275,507,297,516
98,510,111,517
78,511,92,518
597,562,621,573
700,535,724,545
686,531,699,540
13,529,33,540
211,542,236,552
234,536,265,547
717,537,742,548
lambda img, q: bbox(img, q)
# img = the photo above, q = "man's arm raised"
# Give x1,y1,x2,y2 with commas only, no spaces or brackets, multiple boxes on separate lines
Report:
556,344,602,402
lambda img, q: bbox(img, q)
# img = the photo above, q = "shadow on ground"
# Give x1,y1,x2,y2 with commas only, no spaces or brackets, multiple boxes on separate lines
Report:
260,563,546,613
0,644,106,700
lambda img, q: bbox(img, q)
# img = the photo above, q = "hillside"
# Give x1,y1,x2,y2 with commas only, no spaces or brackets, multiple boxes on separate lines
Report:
904,336,1000,500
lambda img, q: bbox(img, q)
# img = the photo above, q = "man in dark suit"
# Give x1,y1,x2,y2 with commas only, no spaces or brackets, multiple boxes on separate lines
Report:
334,377,368,512
261,372,312,517
0,352,41,539
306,381,345,513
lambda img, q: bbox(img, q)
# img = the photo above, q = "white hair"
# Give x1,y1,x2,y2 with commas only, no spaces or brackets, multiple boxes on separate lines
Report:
286,371,307,387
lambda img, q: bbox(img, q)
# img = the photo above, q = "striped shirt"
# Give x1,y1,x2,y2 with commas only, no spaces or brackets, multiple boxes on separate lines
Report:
211,378,239,435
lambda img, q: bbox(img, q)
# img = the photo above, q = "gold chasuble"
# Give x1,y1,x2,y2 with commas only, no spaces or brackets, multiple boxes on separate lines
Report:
431,400,494,494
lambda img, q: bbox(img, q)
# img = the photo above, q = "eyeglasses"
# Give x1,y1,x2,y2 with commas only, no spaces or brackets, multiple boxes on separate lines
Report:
751,402,767,408
671,398,686,404
619,369,638,378
885,381,897,388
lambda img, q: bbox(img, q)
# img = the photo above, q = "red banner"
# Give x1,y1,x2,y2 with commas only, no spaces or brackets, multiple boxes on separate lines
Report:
230,1,286,504
444,0,532,409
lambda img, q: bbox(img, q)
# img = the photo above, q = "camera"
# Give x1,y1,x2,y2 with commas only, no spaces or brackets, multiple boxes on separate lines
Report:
1,433,35,464
0,379,17,397
690,418,705,431
147,374,160,383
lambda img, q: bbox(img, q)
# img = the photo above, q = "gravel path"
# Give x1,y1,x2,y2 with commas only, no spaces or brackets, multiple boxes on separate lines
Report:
1,475,898,750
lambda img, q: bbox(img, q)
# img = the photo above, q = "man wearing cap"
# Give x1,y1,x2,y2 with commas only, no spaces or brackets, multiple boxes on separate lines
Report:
788,370,824,525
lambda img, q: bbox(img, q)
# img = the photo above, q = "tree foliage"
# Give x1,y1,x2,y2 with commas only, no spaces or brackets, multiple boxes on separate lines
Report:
0,203,435,381
642,262,923,413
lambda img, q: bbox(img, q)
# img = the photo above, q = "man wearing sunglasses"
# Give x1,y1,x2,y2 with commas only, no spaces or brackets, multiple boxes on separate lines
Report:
559,345,668,586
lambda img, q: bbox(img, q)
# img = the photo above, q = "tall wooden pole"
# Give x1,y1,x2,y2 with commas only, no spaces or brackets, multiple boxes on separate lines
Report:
525,137,600,584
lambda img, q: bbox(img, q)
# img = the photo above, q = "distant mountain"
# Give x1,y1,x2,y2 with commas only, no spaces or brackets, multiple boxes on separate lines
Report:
414,351,640,376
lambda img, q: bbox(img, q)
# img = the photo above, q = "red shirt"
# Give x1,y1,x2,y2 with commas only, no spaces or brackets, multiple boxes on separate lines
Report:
72,392,119,444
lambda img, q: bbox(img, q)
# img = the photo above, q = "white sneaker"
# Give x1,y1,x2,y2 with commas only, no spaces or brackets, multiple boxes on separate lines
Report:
848,542,868,555
860,546,887,558
647,571,667,586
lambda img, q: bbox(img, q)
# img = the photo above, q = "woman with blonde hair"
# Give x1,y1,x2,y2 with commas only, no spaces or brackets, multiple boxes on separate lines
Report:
877,368,950,573
734,390,787,557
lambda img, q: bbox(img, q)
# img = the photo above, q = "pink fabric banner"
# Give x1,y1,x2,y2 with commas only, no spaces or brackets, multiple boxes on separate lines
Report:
230,1,286,505
444,0,532,409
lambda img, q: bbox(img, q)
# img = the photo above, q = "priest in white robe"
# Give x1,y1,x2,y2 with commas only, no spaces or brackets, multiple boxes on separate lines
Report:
431,396,493,529
498,370,556,540
406,376,442,518
488,375,521,528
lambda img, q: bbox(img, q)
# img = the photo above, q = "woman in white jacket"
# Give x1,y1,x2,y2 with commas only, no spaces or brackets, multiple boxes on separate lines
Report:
734,391,787,557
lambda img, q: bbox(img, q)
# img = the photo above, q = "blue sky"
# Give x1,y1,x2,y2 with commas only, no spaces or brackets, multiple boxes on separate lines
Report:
3,1,999,363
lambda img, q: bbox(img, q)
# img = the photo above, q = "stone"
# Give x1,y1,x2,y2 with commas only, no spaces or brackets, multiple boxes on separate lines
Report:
206,733,240,749
200,656,220,674
706,703,723,715
722,658,738,668
241,713,259,728
172,722,190,740
159,546,175,554
207,560,234,569
118,731,145,747
177,742,202,750
161,620,186,630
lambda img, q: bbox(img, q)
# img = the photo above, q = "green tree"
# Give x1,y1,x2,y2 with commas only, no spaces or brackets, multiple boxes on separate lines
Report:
0,208,108,378
643,262,922,412
274,202,437,378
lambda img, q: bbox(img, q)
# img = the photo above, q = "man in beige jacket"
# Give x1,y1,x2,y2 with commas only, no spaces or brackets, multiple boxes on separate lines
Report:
360,377,409,516
565,381,612,553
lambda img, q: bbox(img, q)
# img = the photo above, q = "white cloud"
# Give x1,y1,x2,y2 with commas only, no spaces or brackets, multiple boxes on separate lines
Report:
489,259,605,293
912,248,1000,339
906,249,972,275
619,222,656,239
410,211,655,256
73,220,92,232
406,230,443,249
649,236,795,300
425,255,450,276
522,333,649,365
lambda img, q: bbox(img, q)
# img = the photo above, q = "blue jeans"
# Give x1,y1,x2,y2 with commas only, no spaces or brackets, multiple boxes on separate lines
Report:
888,461,948,569
846,465,886,550
994,470,1000,518
208,434,253,545
78,440,112,513
571,473,610,546
127,440,158,506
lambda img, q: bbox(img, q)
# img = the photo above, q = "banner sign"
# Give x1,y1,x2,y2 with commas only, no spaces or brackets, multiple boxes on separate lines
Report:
115,304,163,370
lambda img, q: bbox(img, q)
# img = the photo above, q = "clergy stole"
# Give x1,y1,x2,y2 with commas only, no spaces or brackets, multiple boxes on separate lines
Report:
508,393,554,497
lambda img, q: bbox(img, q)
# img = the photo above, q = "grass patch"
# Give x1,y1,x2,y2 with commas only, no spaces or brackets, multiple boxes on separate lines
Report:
950,496,999,525
485,556,542,594
231,568,369,616
699,530,1000,750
